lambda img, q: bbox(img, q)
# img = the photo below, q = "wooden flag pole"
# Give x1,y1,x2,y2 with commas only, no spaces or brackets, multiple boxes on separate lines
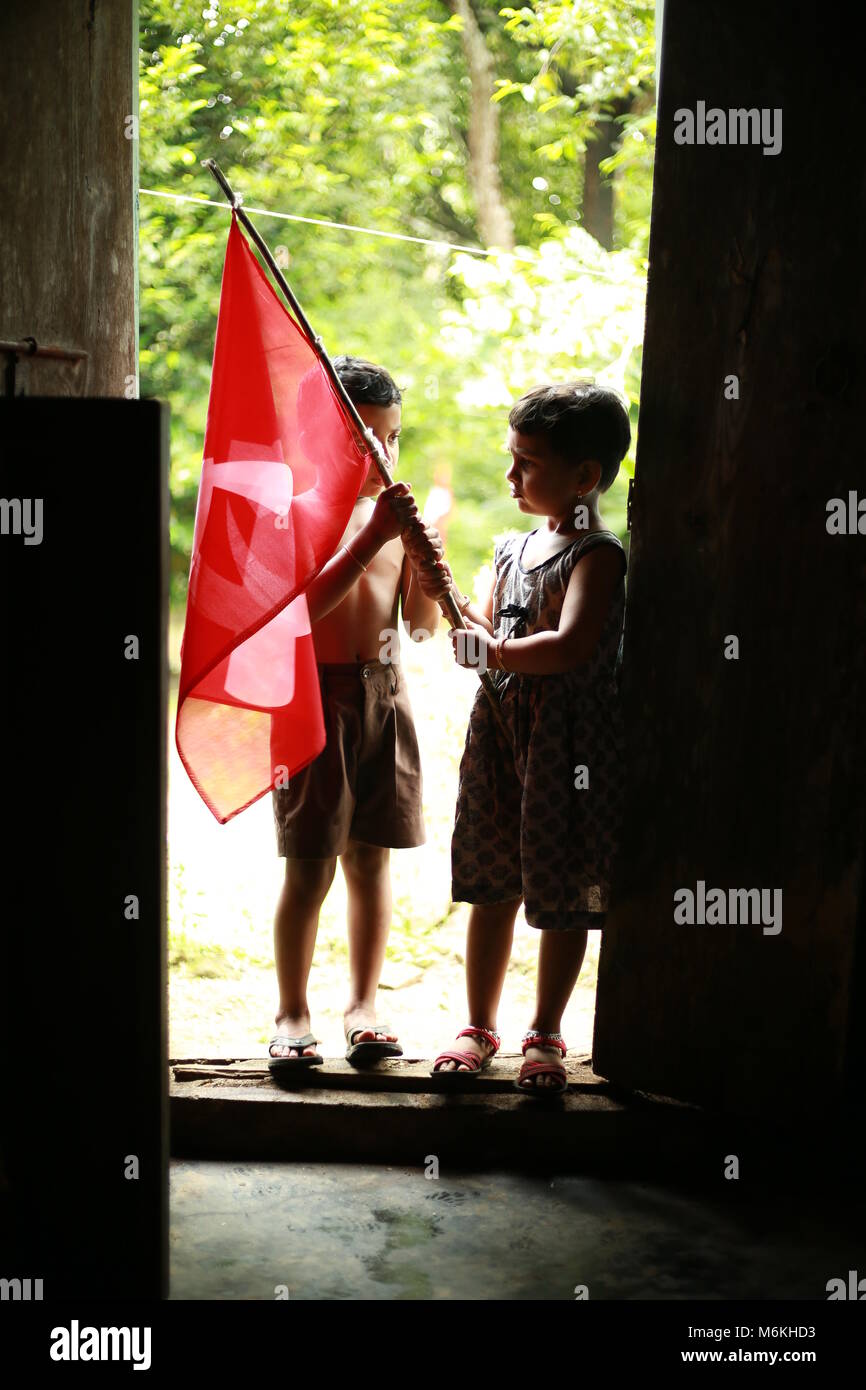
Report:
203,159,508,730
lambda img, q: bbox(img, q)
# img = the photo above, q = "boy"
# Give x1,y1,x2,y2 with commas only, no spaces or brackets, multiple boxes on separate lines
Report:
268,356,452,1069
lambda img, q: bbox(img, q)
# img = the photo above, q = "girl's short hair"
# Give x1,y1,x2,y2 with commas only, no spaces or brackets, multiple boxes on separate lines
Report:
332,355,402,407
508,381,631,492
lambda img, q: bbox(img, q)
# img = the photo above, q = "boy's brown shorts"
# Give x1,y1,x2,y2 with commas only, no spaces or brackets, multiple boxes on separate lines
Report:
272,660,425,859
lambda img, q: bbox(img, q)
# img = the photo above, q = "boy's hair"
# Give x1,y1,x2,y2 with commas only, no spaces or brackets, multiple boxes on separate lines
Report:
332,355,402,408
508,380,631,493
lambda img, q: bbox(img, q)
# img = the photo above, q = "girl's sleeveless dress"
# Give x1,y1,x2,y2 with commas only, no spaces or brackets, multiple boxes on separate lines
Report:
451,528,627,931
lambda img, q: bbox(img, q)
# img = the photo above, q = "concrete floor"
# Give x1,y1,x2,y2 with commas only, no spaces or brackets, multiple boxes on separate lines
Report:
170,1159,866,1300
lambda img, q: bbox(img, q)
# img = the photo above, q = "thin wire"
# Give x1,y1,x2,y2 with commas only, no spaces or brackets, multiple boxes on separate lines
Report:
138,187,631,281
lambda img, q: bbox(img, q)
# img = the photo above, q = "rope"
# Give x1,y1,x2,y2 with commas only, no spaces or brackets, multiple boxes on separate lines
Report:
138,187,630,281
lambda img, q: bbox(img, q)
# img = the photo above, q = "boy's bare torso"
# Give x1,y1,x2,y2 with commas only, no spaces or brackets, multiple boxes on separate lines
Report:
312,497,406,663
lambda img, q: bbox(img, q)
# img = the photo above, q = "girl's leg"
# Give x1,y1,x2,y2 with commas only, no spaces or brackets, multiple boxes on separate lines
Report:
270,856,337,1057
340,839,398,1043
524,928,588,1087
436,897,522,1071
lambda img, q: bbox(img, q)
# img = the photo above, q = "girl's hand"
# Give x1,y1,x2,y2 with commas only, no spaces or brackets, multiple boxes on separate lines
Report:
448,619,495,671
369,482,419,543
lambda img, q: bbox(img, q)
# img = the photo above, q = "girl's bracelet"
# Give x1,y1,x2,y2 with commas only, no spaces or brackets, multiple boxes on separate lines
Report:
490,636,509,672
455,591,473,613
499,636,510,671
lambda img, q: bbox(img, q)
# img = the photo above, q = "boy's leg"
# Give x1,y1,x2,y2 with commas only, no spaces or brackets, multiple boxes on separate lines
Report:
523,927,589,1087
340,838,398,1043
435,897,521,1071
270,856,337,1058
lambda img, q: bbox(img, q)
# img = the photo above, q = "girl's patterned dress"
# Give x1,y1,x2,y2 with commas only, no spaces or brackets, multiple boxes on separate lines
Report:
451,528,627,931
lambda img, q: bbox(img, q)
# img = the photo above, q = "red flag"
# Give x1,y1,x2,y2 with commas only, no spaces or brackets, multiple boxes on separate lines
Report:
176,212,371,823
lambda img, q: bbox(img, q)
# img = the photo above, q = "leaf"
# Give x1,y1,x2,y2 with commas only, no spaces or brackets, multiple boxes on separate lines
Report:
492,80,523,102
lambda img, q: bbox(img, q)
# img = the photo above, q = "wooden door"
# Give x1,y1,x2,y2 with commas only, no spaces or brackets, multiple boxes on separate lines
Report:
592,0,866,1117
0,399,169,1297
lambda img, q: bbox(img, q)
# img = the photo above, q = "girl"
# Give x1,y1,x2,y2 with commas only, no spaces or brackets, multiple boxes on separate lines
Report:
432,381,631,1093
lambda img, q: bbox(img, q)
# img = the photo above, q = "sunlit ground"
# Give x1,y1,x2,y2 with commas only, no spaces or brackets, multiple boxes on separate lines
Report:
168,620,599,1060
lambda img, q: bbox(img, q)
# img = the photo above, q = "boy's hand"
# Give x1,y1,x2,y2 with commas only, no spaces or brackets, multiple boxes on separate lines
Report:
413,556,454,602
369,482,419,543
402,518,444,567
403,520,452,601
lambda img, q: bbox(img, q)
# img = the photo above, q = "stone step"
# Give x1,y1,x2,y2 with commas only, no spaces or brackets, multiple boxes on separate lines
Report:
170,1055,731,1175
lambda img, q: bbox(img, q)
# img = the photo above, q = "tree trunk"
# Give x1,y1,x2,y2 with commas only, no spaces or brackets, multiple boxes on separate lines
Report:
581,97,632,249
446,0,515,250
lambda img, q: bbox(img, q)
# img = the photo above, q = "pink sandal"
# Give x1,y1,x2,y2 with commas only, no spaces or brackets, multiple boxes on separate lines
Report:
431,1025,501,1077
515,1030,568,1095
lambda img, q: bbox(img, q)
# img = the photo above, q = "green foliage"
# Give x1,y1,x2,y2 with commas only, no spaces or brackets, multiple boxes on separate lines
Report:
139,0,654,602
473,0,656,252
439,225,643,576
